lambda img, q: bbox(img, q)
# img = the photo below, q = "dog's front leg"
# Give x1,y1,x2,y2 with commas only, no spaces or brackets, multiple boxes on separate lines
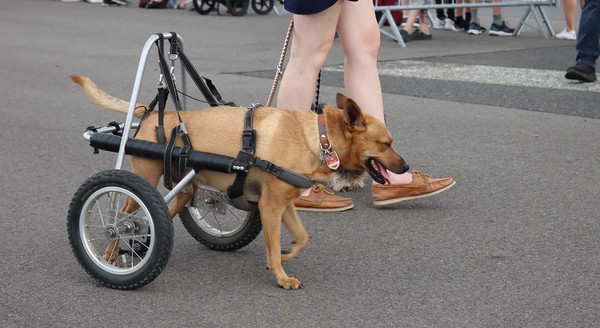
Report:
259,182,302,289
281,204,309,263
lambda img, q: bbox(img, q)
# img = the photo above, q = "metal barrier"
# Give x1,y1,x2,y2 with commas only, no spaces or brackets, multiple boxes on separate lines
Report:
375,0,557,47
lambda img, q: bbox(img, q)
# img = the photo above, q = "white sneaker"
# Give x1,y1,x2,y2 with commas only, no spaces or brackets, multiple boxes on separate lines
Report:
555,28,576,41
444,18,455,30
84,0,104,3
433,18,445,30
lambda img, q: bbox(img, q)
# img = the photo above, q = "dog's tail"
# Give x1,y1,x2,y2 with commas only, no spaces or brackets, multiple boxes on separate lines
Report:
71,75,147,118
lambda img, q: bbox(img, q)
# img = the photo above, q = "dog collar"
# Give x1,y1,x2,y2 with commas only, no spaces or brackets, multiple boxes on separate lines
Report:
318,113,340,170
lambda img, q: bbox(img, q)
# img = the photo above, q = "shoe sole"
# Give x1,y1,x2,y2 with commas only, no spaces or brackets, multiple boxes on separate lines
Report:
565,71,597,82
373,180,456,206
468,30,482,35
294,204,355,212
489,31,514,36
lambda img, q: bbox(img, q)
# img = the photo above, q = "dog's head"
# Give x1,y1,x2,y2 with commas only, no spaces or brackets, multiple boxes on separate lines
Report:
333,93,409,184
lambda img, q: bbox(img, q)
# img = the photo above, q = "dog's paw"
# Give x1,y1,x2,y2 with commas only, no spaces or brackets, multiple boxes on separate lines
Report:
330,170,365,192
279,277,303,290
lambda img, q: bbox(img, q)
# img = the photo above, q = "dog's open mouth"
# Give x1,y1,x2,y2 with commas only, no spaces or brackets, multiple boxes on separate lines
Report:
366,158,391,185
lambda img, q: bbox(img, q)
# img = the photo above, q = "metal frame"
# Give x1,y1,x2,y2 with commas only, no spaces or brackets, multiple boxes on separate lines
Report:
374,0,557,47
83,33,192,204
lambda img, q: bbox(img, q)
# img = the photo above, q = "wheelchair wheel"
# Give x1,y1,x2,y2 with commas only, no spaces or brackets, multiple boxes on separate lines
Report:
225,0,249,16
193,0,215,15
251,0,273,15
179,187,261,251
67,170,173,290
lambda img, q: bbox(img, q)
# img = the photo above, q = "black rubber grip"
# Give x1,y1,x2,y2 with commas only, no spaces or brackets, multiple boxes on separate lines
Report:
89,133,234,173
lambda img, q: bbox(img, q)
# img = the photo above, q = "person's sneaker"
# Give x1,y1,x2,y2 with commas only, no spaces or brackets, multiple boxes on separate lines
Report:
400,29,411,43
467,22,486,35
555,28,577,41
84,0,103,3
410,30,432,41
565,62,597,82
489,21,514,36
294,184,354,211
451,18,465,32
371,170,455,206
102,0,128,5
444,18,455,30
433,18,446,30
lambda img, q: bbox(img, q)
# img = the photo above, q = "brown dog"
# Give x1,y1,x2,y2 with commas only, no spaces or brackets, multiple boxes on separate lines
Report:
72,75,408,289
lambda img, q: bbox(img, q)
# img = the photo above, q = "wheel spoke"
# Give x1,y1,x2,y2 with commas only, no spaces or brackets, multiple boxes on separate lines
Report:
119,236,144,263
226,207,244,223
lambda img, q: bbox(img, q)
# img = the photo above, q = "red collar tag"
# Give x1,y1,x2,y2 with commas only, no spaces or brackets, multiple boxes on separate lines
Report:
322,151,340,170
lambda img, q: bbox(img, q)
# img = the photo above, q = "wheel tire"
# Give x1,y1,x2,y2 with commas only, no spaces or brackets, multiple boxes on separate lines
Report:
179,205,261,251
251,0,273,15
67,170,173,290
225,0,249,16
193,0,215,15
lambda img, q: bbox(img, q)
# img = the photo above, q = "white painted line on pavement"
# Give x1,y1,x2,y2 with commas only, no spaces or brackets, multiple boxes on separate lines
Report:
323,60,600,93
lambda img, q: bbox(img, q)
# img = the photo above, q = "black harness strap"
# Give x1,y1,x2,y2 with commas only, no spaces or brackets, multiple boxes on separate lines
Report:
227,104,260,210
155,87,168,144
156,33,194,189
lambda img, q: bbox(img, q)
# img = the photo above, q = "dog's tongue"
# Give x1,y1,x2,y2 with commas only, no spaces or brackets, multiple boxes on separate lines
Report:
375,160,391,185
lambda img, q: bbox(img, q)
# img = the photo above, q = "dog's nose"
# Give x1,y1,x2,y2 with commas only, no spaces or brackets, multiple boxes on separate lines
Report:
402,162,410,174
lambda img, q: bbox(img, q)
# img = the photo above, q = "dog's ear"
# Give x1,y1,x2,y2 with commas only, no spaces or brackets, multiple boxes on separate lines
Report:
336,93,349,109
342,97,367,132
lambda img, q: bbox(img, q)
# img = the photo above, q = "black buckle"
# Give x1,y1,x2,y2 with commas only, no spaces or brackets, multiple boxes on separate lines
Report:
242,129,256,153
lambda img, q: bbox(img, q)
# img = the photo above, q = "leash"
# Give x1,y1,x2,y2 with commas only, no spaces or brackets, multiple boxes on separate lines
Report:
267,19,294,107
266,19,323,113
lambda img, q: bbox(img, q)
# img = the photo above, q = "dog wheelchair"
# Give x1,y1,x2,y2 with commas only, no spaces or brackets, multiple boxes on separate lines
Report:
67,32,311,289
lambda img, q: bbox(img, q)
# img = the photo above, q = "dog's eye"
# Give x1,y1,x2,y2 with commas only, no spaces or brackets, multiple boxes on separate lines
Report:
383,142,392,148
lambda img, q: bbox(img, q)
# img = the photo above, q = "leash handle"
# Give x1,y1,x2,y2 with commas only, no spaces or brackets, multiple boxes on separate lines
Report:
267,19,294,107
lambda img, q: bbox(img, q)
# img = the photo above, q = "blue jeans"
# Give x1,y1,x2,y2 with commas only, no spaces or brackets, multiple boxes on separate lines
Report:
576,0,600,68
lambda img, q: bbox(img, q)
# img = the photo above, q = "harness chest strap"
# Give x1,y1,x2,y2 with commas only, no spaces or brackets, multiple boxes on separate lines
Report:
227,105,313,210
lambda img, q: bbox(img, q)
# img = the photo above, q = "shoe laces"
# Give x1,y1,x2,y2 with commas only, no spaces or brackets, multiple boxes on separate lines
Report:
411,170,430,179
312,184,334,195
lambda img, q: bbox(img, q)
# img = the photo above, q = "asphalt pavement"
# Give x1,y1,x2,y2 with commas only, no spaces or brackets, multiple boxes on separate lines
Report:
1,1,599,327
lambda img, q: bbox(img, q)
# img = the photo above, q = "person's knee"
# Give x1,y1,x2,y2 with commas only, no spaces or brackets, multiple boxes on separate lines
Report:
345,29,380,64
289,43,332,73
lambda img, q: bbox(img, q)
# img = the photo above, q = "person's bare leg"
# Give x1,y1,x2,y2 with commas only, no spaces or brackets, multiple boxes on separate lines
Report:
403,9,419,34
337,0,412,185
276,2,343,111
563,0,577,31
277,1,344,196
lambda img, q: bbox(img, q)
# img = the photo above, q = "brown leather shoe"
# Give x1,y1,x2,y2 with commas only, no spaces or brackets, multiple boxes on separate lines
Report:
371,170,455,206
294,184,354,212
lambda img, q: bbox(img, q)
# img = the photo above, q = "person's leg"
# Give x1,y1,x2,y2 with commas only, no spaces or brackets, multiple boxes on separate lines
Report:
567,0,600,82
276,2,343,110
419,10,431,34
337,0,410,184
338,1,449,189
402,9,420,36
489,2,515,36
556,0,578,39
278,1,355,209
576,0,600,68
564,0,577,31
